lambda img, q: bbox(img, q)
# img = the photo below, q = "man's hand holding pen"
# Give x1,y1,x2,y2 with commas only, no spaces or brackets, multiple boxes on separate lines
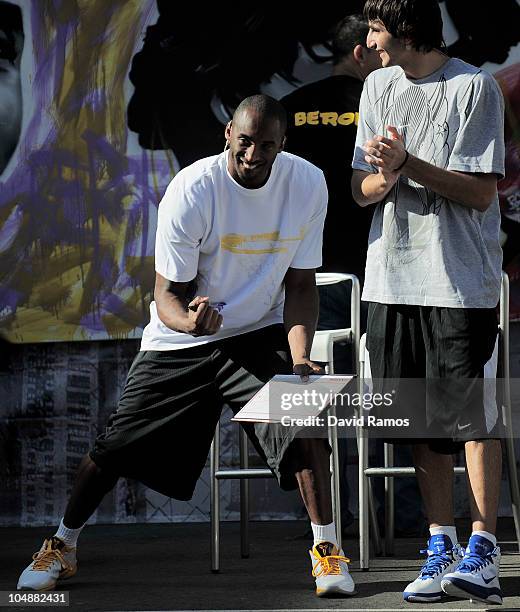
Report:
186,296,223,336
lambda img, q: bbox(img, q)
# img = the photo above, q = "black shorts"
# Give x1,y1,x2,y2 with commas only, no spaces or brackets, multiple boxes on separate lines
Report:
366,303,499,454
90,325,325,499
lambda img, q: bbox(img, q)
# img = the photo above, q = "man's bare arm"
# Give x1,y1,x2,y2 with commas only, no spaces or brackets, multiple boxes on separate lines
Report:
351,168,399,207
154,272,222,337
283,267,324,379
358,126,497,212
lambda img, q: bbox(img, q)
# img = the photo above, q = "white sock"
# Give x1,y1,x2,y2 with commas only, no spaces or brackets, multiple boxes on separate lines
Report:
430,525,458,547
471,530,497,546
55,519,84,547
311,521,338,547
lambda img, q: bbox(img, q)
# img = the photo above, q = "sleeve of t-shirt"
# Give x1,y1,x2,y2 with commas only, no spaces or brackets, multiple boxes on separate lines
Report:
448,72,505,178
290,171,328,269
154,177,207,282
352,78,377,173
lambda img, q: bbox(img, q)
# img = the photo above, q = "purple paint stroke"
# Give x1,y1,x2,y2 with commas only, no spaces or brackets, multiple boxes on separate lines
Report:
79,292,147,334
79,311,106,334
138,148,150,262
0,287,23,313
69,87,106,115
0,205,23,252
100,256,115,283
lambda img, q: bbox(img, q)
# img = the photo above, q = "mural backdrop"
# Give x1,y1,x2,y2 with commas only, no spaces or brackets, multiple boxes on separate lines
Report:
1,1,519,344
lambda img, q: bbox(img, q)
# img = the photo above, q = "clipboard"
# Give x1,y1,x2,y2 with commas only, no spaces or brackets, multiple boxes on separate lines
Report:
232,374,355,424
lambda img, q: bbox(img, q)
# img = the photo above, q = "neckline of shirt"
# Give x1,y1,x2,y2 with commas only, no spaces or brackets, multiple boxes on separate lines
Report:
224,150,279,196
403,56,454,84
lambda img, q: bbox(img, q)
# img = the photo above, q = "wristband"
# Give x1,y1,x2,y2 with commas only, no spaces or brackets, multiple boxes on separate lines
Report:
394,149,409,172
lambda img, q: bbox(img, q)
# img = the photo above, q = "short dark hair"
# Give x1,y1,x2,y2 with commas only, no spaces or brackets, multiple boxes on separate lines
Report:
332,14,370,65
233,94,287,135
363,0,445,53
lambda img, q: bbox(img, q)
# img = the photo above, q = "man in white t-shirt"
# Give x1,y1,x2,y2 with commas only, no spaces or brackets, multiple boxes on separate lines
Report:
17,95,355,598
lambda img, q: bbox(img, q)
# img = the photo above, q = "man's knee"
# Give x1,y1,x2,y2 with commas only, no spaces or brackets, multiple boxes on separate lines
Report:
80,453,119,490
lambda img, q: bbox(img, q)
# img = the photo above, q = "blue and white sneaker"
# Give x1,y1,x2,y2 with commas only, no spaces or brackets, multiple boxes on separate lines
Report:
441,534,502,605
403,534,464,602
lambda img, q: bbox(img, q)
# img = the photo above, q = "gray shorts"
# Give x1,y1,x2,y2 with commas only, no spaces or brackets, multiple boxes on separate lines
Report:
90,325,323,499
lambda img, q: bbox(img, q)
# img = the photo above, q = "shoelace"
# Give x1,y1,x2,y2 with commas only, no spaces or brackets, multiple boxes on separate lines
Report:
456,551,494,574
312,553,351,577
31,540,71,572
418,548,454,578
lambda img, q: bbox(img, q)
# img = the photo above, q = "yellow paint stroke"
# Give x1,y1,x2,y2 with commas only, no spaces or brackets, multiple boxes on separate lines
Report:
220,229,304,254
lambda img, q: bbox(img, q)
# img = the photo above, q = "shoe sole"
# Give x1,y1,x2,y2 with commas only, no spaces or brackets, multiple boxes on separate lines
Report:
441,579,503,605
18,566,77,591
316,587,357,598
403,594,442,603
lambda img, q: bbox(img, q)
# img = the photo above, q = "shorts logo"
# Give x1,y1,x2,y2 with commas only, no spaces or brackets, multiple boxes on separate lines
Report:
457,422,471,431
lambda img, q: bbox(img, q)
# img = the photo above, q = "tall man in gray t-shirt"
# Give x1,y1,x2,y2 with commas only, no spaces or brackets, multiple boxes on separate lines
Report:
352,0,505,605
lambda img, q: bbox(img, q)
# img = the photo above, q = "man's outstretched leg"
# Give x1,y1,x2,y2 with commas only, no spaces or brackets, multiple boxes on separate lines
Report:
441,439,503,605
291,438,355,597
17,455,118,591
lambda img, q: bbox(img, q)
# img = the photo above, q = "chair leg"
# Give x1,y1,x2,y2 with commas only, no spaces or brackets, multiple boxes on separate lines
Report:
499,272,520,550
358,335,370,570
368,478,383,556
384,443,395,556
210,421,220,573
329,409,342,551
503,425,520,551
358,423,370,570
239,427,250,558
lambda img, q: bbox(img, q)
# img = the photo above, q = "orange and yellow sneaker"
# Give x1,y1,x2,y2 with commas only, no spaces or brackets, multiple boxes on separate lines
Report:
310,541,355,597
17,537,77,591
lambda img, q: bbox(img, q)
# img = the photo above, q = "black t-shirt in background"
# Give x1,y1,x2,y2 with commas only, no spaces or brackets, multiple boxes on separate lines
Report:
281,75,373,278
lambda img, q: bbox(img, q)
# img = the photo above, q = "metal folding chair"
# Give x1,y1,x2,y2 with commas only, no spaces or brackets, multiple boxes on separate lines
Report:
210,272,360,572
358,271,520,570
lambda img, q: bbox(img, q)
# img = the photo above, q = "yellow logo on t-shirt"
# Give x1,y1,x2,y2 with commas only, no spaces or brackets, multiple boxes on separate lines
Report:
221,230,304,254
293,111,359,126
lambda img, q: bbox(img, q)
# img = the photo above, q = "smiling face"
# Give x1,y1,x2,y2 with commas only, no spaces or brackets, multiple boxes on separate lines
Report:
366,19,407,68
225,109,285,189
0,1,24,176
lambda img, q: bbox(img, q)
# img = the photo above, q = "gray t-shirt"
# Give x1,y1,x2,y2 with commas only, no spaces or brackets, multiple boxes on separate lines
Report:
352,58,505,308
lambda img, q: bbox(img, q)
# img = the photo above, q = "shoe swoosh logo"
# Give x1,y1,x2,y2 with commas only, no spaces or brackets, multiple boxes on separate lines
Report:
482,575,495,584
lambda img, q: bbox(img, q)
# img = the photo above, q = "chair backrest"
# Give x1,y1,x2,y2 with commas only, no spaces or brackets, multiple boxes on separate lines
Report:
313,272,361,374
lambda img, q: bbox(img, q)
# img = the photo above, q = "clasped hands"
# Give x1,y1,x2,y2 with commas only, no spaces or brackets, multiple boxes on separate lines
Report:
363,125,408,174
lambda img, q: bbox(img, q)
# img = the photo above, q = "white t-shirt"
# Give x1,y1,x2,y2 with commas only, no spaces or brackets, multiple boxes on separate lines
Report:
141,151,327,350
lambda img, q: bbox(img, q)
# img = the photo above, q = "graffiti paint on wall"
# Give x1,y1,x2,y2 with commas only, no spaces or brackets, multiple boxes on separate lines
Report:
0,0,172,342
